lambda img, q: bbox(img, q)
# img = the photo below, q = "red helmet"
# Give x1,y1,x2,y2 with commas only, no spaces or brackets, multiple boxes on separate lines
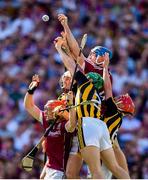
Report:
114,94,135,115
45,99,67,110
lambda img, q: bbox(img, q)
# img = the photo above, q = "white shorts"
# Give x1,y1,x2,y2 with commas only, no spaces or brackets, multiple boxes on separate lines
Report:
78,117,112,151
70,135,79,155
44,167,64,179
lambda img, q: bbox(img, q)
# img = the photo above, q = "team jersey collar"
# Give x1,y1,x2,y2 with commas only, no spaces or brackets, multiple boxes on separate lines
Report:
86,58,103,70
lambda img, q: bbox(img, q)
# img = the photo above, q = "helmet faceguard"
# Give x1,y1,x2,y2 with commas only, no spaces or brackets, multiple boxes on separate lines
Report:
44,100,67,121
44,100,67,120
114,94,135,115
86,72,104,89
91,46,112,66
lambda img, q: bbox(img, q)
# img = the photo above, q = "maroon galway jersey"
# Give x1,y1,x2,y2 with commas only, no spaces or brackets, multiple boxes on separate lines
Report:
84,59,104,76
41,112,72,171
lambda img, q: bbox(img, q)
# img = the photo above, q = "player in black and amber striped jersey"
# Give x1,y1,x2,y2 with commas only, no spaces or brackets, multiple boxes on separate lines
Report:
102,94,135,143
75,72,102,121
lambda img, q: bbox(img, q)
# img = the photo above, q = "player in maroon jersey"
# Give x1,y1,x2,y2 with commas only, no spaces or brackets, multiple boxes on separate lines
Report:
57,70,84,179
58,14,113,103
58,14,112,73
24,74,76,179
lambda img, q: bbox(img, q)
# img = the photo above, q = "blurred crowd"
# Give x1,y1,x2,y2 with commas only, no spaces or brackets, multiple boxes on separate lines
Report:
0,0,147,179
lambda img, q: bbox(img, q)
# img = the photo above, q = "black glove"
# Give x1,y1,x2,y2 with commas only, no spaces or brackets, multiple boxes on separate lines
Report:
27,81,39,94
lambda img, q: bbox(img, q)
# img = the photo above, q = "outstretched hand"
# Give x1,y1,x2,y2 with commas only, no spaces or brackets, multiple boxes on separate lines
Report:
28,74,40,92
58,14,68,27
103,53,110,68
32,74,40,83
54,35,71,57
61,31,68,48
54,36,65,50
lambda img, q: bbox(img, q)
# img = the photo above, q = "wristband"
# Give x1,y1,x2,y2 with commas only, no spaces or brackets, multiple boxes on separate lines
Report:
27,81,39,94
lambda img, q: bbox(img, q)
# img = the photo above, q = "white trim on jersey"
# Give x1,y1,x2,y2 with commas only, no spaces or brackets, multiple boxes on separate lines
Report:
85,58,103,70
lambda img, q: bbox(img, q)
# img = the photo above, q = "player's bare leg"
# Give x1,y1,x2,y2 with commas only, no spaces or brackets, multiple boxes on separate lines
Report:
113,139,129,173
66,153,83,178
80,146,103,179
101,148,130,179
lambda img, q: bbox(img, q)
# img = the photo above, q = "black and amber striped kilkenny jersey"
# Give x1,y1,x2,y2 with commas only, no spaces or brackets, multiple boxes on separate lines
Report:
102,97,123,143
75,71,102,121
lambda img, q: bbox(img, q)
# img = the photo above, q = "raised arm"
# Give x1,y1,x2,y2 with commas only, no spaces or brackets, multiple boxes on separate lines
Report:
24,74,41,121
103,53,113,99
58,14,85,67
54,36,77,75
